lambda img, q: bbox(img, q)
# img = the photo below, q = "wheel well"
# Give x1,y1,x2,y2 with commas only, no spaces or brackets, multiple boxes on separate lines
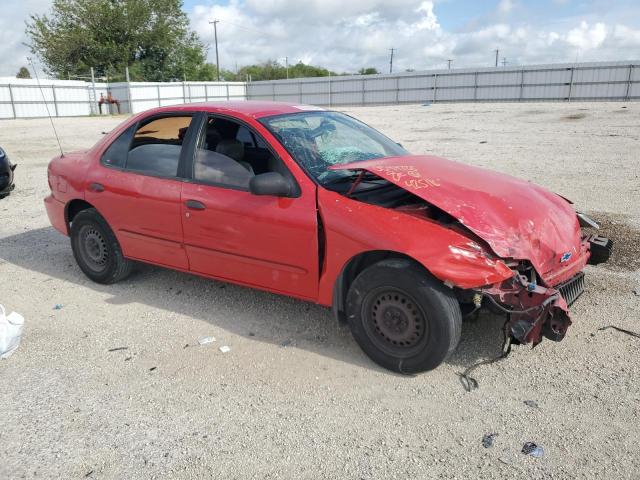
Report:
332,250,425,323
65,199,95,228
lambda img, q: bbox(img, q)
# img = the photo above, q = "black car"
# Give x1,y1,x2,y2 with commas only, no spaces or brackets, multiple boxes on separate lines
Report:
0,146,16,199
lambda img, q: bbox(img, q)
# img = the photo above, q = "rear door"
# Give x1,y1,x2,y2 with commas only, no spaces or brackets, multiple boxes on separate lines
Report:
180,114,319,300
85,113,199,270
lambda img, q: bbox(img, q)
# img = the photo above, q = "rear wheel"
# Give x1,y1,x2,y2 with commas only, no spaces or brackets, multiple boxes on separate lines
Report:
345,259,462,373
70,208,133,284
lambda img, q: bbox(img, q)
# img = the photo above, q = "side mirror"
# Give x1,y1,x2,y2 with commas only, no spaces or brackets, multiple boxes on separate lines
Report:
249,172,293,197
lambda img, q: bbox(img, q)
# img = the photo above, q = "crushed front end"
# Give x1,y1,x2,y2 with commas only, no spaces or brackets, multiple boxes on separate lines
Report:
475,231,612,346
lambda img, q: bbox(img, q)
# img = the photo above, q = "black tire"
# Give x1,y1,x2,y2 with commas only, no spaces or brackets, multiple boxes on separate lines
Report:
345,259,462,374
70,208,133,284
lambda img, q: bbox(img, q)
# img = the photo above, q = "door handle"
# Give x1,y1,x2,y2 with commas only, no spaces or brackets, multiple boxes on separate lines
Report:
89,183,104,192
185,200,206,210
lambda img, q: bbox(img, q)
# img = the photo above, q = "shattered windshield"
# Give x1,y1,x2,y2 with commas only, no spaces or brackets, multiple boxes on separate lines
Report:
259,111,408,185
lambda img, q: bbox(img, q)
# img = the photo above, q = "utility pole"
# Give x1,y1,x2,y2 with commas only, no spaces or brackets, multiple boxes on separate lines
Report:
209,20,221,81
389,48,395,74
502,57,508,67
285,56,289,79
447,59,453,69
494,49,499,67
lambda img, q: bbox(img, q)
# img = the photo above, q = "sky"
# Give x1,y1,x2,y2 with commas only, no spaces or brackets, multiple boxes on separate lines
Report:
2,0,640,77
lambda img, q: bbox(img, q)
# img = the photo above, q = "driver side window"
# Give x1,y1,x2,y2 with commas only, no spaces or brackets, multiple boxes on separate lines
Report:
193,116,289,190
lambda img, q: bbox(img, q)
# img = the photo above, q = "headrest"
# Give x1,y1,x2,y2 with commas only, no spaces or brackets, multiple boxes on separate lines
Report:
216,139,244,162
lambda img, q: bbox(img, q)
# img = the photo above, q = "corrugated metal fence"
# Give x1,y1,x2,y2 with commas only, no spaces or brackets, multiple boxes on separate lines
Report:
0,79,247,119
0,78,112,118
108,81,247,114
247,60,639,106
1,61,637,119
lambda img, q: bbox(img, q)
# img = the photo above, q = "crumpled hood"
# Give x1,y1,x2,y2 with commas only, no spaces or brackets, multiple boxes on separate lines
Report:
330,155,582,277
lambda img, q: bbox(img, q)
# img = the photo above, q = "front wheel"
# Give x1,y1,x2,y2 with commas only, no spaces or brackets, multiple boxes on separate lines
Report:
70,208,133,284
345,259,462,373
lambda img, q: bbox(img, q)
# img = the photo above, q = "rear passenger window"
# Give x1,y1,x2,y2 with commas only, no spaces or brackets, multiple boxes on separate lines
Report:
125,116,192,177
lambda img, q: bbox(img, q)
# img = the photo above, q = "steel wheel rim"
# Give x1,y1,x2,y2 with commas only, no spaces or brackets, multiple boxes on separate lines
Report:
362,287,428,358
78,225,109,273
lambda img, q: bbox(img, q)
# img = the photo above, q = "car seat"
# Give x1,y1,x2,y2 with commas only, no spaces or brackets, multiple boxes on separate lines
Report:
216,139,254,174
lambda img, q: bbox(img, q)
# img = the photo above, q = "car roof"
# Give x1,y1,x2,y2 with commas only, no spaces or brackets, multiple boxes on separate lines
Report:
145,101,326,120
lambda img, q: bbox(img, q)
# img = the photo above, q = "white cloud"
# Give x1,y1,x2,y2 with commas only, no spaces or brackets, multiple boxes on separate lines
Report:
498,0,515,15
189,1,640,73
566,21,607,50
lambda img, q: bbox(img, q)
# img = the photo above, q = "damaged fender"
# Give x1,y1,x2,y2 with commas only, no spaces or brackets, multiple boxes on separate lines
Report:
316,189,514,306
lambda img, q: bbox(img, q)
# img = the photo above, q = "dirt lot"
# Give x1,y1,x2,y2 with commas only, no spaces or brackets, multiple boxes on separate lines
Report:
1,102,639,479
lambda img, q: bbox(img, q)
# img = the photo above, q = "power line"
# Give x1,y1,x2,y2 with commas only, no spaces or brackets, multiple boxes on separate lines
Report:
218,20,278,38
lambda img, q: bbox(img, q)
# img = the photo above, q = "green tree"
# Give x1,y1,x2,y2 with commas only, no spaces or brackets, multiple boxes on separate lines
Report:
358,67,380,75
237,60,336,81
26,0,209,81
16,67,32,79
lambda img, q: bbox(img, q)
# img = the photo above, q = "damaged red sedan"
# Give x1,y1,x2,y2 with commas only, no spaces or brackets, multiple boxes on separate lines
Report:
44,101,611,373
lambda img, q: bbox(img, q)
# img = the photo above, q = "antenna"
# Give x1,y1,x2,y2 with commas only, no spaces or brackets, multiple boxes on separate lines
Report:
28,57,64,157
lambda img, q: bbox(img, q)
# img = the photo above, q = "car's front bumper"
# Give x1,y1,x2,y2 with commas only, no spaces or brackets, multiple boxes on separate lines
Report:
477,234,611,346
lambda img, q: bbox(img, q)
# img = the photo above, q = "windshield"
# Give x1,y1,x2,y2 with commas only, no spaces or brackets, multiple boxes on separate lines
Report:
259,111,409,185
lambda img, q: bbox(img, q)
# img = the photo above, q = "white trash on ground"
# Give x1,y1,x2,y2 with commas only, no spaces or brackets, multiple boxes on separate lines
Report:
219,346,231,353
0,304,24,359
198,336,216,345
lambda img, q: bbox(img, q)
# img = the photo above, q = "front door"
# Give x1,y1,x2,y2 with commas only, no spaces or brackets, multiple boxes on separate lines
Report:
180,114,319,300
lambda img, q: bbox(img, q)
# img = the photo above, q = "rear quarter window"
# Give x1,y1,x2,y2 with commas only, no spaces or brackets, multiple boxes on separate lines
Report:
101,125,136,168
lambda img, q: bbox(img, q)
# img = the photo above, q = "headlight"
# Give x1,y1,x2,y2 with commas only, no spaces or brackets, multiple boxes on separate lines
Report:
577,212,599,229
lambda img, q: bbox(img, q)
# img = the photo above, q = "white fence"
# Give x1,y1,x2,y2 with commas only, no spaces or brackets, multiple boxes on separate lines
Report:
0,79,247,119
246,61,640,106
108,81,247,114
0,78,111,118
1,61,638,119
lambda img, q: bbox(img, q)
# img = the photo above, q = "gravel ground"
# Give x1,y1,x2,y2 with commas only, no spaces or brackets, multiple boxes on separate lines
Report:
1,102,639,479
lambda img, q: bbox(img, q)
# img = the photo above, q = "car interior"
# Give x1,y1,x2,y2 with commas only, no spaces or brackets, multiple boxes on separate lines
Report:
194,116,288,189
127,116,192,177
119,114,290,190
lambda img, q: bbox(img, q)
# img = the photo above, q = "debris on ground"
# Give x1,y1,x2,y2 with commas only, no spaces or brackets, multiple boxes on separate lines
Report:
219,346,231,353
149,366,157,372
198,336,216,345
0,305,24,359
482,433,497,448
597,325,640,339
524,400,539,409
53,304,64,310
280,339,292,348
479,140,488,144
522,442,544,458
459,323,512,392
107,346,128,352
632,289,639,296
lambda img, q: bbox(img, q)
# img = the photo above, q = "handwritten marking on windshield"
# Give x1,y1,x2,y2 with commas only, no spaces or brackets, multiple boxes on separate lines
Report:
372,166,441,189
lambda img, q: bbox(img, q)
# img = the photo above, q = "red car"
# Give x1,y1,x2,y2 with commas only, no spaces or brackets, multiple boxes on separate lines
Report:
45,101,611,373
